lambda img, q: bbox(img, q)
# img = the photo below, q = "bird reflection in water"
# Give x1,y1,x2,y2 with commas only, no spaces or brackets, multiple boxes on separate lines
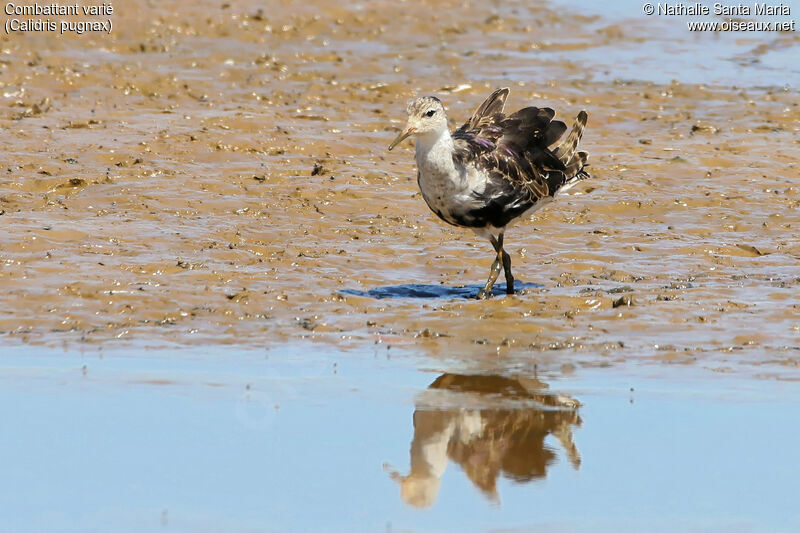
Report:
385,373,582,508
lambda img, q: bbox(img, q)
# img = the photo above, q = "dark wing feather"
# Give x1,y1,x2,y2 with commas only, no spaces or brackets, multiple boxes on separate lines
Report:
508,107,566,149
451,88,510,163
543,120,567,147
463,87,509,131
449,89,591,228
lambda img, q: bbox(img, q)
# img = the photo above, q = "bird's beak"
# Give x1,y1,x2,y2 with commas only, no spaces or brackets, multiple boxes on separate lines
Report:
388,126,415,151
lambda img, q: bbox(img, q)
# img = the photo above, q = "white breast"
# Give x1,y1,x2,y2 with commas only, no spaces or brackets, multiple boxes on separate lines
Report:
415,133,485,223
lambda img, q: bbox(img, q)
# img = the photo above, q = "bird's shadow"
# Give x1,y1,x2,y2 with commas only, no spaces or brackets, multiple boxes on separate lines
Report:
340,281,542,300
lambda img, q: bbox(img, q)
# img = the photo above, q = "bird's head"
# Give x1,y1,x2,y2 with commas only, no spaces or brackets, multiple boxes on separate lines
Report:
388,96,447,150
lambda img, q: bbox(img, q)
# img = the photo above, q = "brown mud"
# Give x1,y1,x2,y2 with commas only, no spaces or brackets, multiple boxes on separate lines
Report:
1,1,798,370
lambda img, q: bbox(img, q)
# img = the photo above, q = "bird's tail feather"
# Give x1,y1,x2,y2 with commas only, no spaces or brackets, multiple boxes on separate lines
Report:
565,150,589,179
553,111,588,166
555,151,591,195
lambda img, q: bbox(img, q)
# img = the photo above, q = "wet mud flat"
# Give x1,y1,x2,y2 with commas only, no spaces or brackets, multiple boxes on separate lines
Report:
0,0,798,367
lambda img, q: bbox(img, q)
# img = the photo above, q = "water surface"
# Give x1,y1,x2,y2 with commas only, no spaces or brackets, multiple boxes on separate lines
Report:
2,344,800,531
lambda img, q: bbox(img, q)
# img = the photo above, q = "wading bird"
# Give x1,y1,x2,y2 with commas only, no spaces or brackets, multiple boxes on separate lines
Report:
388,88,590,299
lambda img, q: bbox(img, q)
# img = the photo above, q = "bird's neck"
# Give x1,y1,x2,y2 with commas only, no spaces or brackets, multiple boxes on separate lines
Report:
415,128,456,177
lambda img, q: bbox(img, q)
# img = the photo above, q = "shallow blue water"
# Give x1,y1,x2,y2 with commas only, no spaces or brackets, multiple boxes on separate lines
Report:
540,0,800,87
2,344,799,532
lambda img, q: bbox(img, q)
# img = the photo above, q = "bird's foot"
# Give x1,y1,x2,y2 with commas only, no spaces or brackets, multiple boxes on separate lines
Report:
476,288,492,300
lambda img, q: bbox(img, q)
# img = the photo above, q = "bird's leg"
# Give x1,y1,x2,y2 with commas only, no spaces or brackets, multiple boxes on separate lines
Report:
477,256,502,299
477,235,504,300
496,232,514,294
502,248,514,294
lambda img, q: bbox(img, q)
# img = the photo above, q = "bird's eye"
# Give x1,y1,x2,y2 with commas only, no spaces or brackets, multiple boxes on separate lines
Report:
425,109,436,117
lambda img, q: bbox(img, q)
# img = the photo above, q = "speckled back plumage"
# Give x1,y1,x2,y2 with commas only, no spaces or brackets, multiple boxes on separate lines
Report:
449,88,590,229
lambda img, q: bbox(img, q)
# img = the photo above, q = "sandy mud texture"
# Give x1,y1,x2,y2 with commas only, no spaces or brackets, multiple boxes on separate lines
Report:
1,0,798,370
